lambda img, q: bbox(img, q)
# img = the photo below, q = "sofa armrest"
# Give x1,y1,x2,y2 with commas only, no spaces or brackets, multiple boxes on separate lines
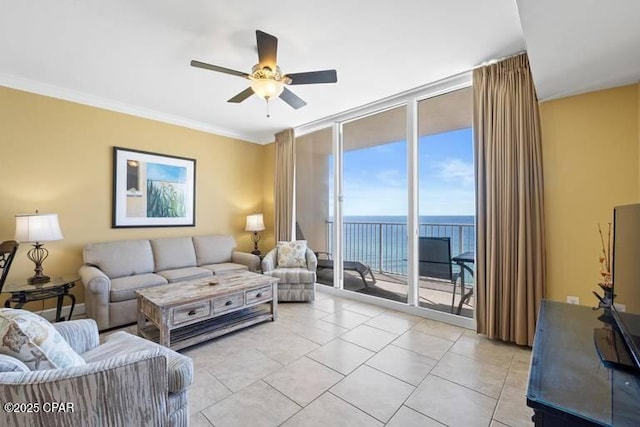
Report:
305,248,318,271
231,251,260,272
79,265,111,294
0,349,169,426
79,265,112,330
261,248,277,273
53,319,100,354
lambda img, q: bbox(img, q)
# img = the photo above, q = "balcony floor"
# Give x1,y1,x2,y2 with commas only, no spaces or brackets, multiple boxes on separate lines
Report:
317,270,474,318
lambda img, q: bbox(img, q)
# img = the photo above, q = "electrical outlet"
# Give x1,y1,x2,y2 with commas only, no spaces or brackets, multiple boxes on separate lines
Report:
567,296,580,305
614,303,626,312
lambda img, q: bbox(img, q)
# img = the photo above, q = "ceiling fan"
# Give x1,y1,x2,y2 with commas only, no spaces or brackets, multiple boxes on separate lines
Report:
191,30,337,116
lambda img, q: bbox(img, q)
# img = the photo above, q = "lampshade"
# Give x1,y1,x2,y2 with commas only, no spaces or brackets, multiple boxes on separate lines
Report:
250,78,284,100
245,213,265,232
15,213,64,243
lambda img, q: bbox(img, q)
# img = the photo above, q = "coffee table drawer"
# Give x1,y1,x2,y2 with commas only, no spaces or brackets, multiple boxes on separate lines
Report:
212,292,244,313
172,301,211,326
246,285,272,305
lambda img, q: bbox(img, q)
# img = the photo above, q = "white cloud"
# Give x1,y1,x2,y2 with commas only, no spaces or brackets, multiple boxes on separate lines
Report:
343,181,407,216
437,159,474,186
336,163,475,216
376,169,406,187
418,187,475,215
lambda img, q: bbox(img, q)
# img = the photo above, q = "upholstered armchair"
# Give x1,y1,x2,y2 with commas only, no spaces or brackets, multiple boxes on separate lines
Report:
262,242,317,301
0,318,192,427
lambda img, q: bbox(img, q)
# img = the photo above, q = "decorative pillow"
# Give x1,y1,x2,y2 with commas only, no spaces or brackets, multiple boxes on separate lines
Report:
277,240,308,268
0,309,86,371
0,354,30,372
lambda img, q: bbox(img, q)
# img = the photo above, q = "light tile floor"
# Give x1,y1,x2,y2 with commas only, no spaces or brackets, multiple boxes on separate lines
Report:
109,289,533,426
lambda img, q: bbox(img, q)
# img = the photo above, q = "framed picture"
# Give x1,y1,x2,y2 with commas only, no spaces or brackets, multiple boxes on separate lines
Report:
112,147,196,228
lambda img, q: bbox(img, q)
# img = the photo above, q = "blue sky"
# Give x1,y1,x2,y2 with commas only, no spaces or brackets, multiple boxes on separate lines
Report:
146,163,187,183
335,128,475,216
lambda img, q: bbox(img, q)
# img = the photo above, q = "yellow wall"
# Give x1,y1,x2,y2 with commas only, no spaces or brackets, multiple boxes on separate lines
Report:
540,83,640,305
4,81,639,314
0,86,270,310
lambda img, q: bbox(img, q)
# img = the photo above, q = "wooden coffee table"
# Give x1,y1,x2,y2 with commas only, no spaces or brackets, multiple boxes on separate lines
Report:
136,271,278,350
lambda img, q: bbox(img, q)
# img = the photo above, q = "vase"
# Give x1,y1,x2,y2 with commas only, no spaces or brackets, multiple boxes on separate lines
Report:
597,283,614,309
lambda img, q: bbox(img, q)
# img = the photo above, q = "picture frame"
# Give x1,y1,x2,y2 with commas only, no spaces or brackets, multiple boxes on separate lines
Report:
112,147,196,228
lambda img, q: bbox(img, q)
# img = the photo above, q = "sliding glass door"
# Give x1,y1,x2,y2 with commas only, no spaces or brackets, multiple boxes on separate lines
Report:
295,127,339,290
294,75,475,324
417,87,475,317
341,106,408,303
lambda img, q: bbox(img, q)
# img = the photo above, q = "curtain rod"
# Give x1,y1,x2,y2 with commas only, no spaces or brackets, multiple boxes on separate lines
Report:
471,50,527,70
293,50,528,138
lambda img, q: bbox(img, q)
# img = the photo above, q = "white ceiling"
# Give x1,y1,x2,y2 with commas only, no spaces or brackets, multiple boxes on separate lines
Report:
517,0,640,101
0,1,637,144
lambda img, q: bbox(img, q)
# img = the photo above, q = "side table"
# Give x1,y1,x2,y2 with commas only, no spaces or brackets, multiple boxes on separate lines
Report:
3,275,78,322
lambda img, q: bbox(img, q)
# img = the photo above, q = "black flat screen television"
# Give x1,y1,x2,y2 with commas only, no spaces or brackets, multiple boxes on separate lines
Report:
609,203,640,369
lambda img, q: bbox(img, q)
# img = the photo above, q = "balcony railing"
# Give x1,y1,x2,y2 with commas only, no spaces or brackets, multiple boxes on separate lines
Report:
325,220,475,278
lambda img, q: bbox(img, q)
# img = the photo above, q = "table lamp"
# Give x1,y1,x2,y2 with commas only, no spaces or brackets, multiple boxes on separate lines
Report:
245,213,265,255
15,211,64,284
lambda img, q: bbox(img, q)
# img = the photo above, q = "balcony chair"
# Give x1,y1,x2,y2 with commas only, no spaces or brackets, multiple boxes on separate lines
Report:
296,223,376,288
418,236,467,313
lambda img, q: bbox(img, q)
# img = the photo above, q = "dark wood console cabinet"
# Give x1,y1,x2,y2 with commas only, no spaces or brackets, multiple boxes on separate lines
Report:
526,300,640,426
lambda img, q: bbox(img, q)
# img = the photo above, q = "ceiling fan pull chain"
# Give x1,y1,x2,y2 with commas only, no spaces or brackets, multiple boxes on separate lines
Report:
266,97,271,118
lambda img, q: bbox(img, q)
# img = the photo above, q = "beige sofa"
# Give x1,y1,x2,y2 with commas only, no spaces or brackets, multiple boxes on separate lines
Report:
79,235,259,330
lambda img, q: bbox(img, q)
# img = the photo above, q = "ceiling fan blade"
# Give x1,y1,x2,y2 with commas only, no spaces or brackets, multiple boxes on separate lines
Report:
279,87,307,109
190,60,249,78
286,70,337,85
228,87,255,103
256,30,278,70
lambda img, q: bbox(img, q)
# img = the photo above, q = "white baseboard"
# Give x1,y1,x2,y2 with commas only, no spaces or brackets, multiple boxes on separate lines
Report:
23,303,86,322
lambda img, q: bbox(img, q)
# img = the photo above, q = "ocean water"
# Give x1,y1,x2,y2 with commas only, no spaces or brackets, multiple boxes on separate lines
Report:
327,215,475,276
342,215,474,225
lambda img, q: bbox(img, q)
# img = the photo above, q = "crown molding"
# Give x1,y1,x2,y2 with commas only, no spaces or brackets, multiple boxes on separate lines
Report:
0,73,266,144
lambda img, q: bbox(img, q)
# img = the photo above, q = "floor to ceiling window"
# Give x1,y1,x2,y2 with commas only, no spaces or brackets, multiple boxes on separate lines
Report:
295,128,333,259
341,106,408,303
295,73,474,325
417,87,475,318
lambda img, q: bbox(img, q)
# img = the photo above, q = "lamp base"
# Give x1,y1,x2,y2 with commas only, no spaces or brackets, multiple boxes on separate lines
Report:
26,242,51,285
28,274,51,285
251,232,262,256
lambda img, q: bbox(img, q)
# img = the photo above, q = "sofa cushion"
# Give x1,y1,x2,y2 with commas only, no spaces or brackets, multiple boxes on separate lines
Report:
150,237,197,272
265,268,316,284
0,309,86,371
110,274,168,302
83,240,155,279
277,240,308,268
156,267,212,283
82,331,193,393
193,235,237,266
201,262,248,274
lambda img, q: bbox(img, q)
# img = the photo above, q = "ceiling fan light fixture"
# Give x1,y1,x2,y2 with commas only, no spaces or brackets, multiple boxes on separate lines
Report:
250,78,284,100
191,30,337,113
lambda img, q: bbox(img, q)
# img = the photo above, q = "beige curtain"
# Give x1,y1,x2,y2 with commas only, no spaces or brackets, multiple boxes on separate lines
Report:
473,53,545,346
274,128,295,242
